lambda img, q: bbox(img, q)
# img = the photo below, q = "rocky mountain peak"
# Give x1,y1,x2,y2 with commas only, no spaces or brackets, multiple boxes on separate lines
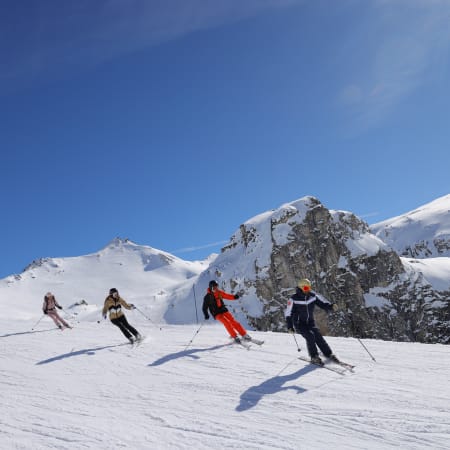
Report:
201,196,449,343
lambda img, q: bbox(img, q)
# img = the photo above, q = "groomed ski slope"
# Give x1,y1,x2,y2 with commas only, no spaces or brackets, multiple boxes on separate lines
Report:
1,317,449,450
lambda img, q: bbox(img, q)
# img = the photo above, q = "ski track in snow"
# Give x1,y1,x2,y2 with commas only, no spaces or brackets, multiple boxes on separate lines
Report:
1,319,450,449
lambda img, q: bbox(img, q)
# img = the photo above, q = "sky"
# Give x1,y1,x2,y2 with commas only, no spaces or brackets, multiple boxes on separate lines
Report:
1,318,450,449
2,0,450,279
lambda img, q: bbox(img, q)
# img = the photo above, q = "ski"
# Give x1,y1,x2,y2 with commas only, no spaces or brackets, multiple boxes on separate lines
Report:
247,337,264,346
298,356,346,375
329,359,355,372
233,339,251,350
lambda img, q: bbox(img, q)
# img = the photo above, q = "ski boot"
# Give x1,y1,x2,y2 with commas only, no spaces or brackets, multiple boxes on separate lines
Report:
327,354,340,363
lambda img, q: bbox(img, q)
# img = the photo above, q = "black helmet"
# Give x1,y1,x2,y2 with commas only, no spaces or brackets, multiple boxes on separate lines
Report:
109,288,118,295
208,280,218,289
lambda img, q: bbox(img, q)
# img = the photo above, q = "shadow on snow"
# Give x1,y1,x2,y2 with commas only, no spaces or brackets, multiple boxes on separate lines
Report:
36,343,129,365
148,344,230,366
236,365,317,412
1,328,58,338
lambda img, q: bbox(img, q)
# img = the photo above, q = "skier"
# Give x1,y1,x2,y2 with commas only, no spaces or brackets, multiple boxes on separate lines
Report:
102,288,142,344
42,292,72,330
285,278,339,365
202,280,251,343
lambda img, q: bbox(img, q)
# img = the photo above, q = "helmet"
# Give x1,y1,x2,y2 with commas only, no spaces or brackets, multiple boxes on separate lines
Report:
109,288,118,295
208,280,218,289
297,278,312,291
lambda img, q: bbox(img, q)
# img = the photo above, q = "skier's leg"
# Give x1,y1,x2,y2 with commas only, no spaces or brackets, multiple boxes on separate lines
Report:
311,326,333,357
215,313,238,338
222,311,247,336
54,311,70,328
297,323,319,357
121,315,140,338
47,311,62,328
111,316,132,339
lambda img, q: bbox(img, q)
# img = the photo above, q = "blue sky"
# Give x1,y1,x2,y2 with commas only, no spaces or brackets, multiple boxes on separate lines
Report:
1,0,449,278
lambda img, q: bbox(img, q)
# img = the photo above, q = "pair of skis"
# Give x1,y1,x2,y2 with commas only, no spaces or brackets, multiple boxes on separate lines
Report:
233,337,264,350
298,355,355,375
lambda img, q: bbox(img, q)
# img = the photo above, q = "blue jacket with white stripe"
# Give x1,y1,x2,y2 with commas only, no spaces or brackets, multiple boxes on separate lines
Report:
285,288,333,330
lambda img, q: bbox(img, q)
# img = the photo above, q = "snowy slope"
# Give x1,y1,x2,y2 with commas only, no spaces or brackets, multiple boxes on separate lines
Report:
401,257,450,292
371,194,450,258
0,238,207,321
3,196,450,333
1,316,449,450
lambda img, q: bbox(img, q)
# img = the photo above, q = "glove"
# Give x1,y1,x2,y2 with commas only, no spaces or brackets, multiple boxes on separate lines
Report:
332,304,339,312
204,314,209,320
288,328,295,334
234,294,240,299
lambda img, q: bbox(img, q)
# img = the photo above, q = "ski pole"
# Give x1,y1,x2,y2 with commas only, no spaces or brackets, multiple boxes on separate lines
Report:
31,314,45,331
357,337,376,362
193,285,199,324
291,332,301,352
135,306,162,330
184,323,203,351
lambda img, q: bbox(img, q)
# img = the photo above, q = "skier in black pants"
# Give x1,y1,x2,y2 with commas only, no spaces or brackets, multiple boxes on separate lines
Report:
285,278,339,365
102,288,142,344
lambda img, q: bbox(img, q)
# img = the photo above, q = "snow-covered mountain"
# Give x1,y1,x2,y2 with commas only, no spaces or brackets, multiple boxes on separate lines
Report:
371,194,450,258
1,237,207,321
2,195,449,344
168,196,448,343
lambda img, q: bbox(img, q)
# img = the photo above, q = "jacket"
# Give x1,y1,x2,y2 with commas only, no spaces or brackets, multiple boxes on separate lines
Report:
43,295,61,313
102,295,133,320
285,288,333,330
202,288,237,318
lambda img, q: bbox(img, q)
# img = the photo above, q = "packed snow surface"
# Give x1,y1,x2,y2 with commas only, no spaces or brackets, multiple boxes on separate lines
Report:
1,315,449,449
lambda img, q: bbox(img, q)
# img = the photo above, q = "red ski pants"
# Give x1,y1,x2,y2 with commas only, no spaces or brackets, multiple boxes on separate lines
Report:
215,311,246,338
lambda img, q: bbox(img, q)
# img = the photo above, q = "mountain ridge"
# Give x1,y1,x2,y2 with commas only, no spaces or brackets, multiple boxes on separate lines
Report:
2,194,449,343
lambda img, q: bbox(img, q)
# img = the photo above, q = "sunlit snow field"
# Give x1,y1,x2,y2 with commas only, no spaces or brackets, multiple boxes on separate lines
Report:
1,315,449,450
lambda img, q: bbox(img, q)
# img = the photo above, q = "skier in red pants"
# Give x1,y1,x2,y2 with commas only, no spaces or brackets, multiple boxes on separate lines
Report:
202,280,251,344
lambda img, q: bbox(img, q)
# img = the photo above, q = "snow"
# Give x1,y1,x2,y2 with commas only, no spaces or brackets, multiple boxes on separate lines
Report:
371,194,450,257
1,196,450,448
1,315,450,449
0,239,205,322
402,257,450,292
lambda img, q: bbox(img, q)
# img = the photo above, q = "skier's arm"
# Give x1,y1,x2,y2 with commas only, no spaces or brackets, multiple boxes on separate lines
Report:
219,290,239,300
101,298,110,316
285,299,294,330
119,298,133,310
314,293,333,312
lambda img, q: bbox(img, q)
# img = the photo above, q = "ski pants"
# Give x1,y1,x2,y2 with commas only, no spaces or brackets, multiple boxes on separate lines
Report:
296,322,332,358
111,315,139,340
215,311,247,338
47,310,70,328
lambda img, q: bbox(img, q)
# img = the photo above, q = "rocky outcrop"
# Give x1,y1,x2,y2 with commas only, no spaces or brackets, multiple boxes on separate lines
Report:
209,197,450,344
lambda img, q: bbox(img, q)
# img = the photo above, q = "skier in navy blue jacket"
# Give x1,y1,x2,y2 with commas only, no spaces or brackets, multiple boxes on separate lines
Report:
285,278,339,365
